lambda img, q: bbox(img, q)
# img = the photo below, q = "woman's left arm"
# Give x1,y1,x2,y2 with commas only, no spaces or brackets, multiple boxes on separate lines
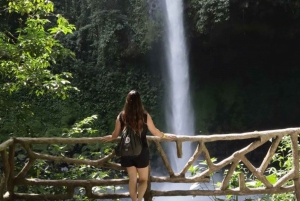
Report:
100,116,122,142
147,113,177,140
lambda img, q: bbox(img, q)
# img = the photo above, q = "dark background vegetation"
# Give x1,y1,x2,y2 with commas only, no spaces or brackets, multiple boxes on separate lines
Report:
1,0,300,155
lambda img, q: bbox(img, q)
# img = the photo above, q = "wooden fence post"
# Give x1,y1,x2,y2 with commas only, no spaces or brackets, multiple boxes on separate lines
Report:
0,174,4,201
291,133,300,201
0,151,8,197
8,142,15,200
144,164,152,201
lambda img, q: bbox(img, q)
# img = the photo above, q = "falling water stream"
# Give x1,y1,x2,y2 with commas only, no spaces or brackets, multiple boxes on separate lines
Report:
152,0,197,200
153,1,258,201
163,0,195,170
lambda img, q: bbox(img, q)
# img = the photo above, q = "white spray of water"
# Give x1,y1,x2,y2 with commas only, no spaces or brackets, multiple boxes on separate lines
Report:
164,0,194,173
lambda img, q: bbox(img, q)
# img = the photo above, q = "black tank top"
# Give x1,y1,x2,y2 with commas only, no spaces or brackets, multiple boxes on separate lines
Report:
119,112,149,148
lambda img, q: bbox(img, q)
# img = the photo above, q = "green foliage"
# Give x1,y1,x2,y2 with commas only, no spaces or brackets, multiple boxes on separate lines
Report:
8,0,54,15
190,0,230,33
190,161,260,200
258,136,298,201
54,0,163,64
0,0,77,140
193,81,246,134
190,135,299,201
189,0,300,35
14,115,122,199
62,115,98,137
0,0,162,142
189,158,223,201
36,0,166,136
240,136,297,199
1,0,76,97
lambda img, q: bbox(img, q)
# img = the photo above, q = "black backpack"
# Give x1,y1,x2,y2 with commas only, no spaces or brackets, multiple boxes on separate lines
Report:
115,114,143,157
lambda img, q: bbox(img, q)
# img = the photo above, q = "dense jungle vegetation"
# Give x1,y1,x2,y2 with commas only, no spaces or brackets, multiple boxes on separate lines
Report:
1,0,300,141
0,0,300,200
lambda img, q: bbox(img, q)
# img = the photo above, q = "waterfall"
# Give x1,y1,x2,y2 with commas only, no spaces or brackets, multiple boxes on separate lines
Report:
151,1,197,200
152,1,227,201
164,0,194,171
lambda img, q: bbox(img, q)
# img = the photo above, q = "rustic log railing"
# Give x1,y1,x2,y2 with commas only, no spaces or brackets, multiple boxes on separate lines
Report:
0,128,300,200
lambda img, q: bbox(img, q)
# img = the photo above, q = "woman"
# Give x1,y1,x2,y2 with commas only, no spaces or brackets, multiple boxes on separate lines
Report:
100,90,176,201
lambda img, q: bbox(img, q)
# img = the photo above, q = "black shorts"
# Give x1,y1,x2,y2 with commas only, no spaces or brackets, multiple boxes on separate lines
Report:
120,148,150,168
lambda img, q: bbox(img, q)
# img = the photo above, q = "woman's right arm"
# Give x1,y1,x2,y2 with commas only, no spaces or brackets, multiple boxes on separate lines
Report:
100,115,121,142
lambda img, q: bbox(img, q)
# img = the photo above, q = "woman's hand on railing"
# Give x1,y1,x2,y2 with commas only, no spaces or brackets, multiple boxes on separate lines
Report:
164,133,177,140
100,135,113,142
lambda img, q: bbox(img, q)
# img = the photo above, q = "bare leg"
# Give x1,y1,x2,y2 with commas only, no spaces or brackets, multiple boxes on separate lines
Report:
126,166,138,201
137,166,149,201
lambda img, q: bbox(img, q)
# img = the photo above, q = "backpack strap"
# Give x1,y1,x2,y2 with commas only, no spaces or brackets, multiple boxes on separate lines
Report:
143,113,147,124
118,112,125,130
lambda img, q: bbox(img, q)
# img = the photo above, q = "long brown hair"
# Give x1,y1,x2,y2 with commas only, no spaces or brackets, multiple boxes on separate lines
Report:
122,90,146,134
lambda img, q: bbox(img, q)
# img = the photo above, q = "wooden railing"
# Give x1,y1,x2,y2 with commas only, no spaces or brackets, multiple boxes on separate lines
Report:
0,128,300,200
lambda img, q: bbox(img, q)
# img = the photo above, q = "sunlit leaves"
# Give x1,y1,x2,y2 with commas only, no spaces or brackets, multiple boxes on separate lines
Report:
8,0,54,16
62,115,98,137
0,0,76,99
266,174,277,185
48,14,76,35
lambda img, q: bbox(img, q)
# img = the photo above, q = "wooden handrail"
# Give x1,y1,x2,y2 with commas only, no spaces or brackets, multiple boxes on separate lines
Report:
0,128,299,201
